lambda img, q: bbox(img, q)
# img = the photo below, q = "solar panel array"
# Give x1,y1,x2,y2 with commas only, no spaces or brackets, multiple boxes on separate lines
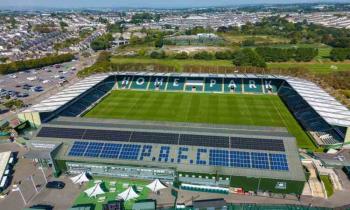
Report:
68,141,289,171
38,127,284,152
230,137,285,151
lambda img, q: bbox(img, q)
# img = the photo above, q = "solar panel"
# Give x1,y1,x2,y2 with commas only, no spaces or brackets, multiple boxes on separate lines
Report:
100,143,123,159
177,147,189,163
230,151,251,168
68,141,88,156
131,132,179,145
38,127,85,139
180,134,229,148
83,129,131,142
84,142,104,157
251,152,270,170
158,146,170,162
139,145,153,160
196,148,207,165
269,154,289,171
118,144,141,160
209,149,229,166
230,137,285,152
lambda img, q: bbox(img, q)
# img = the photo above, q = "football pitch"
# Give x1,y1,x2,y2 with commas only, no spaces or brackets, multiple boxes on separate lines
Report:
84,90,316,150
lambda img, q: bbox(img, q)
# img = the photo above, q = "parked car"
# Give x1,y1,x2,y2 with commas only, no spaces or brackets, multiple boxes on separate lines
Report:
46,181,65,189
31,86,44,92
17,92,29,98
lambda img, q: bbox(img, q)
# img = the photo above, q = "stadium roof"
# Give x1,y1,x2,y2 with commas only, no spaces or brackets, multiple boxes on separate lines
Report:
23,74,110,113
0,151,11,183
284,77,350,128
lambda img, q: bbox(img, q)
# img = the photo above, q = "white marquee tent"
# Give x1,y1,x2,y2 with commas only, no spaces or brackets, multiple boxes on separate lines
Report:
146,179,167,192
84,182,105,198
118,186,139,201
70,172,90,184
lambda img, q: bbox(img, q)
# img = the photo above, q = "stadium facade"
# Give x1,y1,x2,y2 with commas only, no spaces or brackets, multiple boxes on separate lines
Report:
28,117,305,195
18,72,350,195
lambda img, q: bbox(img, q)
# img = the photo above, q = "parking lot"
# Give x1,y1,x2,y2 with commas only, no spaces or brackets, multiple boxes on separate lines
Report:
0,61,78,103
0,54,97,121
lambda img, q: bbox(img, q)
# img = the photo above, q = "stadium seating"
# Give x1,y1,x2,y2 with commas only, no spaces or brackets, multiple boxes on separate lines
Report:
204,77,223,92
116,75,133,89
243,78,263,93
59,81,114,117
114,75,284,95
223,78,242,93
130,76,150,90
166,77,186,91
185,78,205,92
278,84,342,146
148,76,168,90
263,79,283,93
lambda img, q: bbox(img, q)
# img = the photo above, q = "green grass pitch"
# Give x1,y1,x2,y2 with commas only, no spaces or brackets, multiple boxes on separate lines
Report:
84,90,317,150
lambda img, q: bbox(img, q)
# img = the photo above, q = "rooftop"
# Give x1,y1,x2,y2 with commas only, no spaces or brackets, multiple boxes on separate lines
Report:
31,118,305,181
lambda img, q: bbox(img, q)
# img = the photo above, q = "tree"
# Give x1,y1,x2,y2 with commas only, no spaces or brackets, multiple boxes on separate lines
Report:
329,48,350,61
129,35,144,45
193,51,214,60
150,51,166,59
232,48,266,68
90,33,114,51
0,53,74,74
215,51,234,60
59,21,68,30
155,38,164,48
294,48,318,62
241,39,255,47
174,52,189,59
107,21,125,33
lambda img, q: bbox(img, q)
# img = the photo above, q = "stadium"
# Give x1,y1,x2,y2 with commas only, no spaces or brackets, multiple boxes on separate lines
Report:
19,72,350,196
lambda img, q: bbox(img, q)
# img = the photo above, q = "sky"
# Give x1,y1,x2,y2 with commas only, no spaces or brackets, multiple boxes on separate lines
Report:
0,0,348,9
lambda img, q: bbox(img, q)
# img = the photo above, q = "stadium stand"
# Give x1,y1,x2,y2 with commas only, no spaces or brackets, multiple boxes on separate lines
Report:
278,84,343,146
30,118,306,195
19,72,350,147
204,77,223,92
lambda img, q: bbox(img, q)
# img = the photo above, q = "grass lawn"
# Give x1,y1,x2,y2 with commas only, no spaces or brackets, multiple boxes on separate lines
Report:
320,175,334,198
219,34,290,44
73,177,151,210
112,57,350,74
84,90,316,150
264,43,328,48
111,57,233,72
316,48,332,60
268,62,350,74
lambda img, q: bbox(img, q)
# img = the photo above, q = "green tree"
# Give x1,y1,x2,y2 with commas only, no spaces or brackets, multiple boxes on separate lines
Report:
215,51,234,60
150,51,166,59
232,48,266,68
193,51,214,60
174,52,189,59
155,38,164,48
90,33,114,51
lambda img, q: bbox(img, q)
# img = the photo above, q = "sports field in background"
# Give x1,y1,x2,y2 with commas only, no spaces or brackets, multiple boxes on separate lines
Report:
84,90,316,150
